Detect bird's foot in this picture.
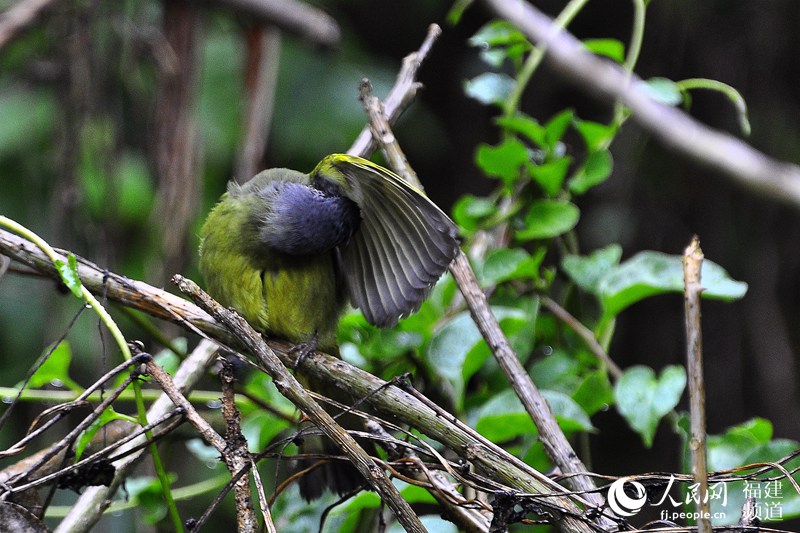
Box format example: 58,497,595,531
290,334,319,370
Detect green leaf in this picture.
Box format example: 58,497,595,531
75,406,137,460
477,49,509,68
543,389,595,432
468,21,532,67
26,341,81,392
427,307,528,408
153,341,184,376
529,350,581,392
469,20,529,49
544,109,574,149
573,119,617,151
562,244,623,295
495,113,546,147
446,0,473,26
242,410,291,450
516,200,580,240
475,139,529,184
55,253,83,298
478,248,544,285
475,389,536,442
615,365,686,447
583,38,626,63
707,418,774,471
134,475,176,524
464,72,515,107
569,149,613,195
452,194,497,233
528,156,572,196
702,419,800,524
427,311,484,404
572,371,615,416
597,251,749,321
639,77,684,106
476,388,593,442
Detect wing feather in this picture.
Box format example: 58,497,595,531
317,155,460,327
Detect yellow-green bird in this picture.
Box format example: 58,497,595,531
198,154,460,498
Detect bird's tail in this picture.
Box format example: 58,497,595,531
296,432,367,501
295,374,373,500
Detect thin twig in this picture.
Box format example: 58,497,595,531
0,349,147,460
485,0,800,209
365,420,492,533
683,237,710,533
357,79,422,190
208,0,340,47
55,339,220,533
2,374,135,496
141,353,226,453
250,457,277,533
540,296,623,380
0,305,85,433
5,411,181,497
348,23,441,159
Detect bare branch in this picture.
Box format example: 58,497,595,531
219,359,258,533
683,237,710,533
358,79,422,190
0,0,63,51
203,0,340,48
348,23,441,159
540,296,622,380
236,26,281,182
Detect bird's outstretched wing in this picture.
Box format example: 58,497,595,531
312,154,460,327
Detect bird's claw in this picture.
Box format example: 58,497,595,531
290,334,319,370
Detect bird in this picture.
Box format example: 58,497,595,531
198,153,460,499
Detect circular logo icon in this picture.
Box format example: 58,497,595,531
607,477,647,517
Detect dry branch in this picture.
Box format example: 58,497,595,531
219,359,258,533
236,26,281,182
683,237,711,533
347,23,441,159
202,0,340,47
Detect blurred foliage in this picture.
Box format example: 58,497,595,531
1,0,800,531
